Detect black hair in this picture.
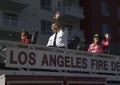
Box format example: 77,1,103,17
21,30,30,38
92,33,102,45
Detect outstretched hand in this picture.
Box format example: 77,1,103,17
105,33,110,39
54,11,60,20
53,11,64,30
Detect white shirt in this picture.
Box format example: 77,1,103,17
47,28,68,48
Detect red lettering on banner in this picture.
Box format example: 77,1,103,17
76,57,81,68
18,51,27,65
29,52,36,65
76,58,87,69
98,60,103,70
10,50,17,64
41,54,48,66
71,57,76,68
91,59,108,70
65,56,70,67
57,55,64,67
8,49,120,73
104,60,108,70
50,54,56,66
10,50,36,65
41,54,88,69
91,59,95,69
117,62,120,71
111,62,120,71
82,58,87,69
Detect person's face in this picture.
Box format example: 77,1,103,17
51,23,59,33
105,33,109,38
21,32,26,39
94,36,99,44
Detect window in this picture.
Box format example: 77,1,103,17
40,0,51,11
3,12,18,28
118,7,120,19
101,2,109,16
57,1,71,11
102,24,111,35
41,20,51,35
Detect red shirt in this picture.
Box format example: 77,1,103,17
21,38,31,44
88,43,104,53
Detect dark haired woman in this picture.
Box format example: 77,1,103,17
88,34,104,53
21,30,31,44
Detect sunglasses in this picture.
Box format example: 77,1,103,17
94,36,99,38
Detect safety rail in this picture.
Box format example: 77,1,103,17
0,40,120,81
0,40,119,58
0,40,119,62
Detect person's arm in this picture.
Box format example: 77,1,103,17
47,36,52,47
88,45,91,52
54,11,60,20
47,38,50,46
101,38,110,46
54,11,65,31
102,34,110,46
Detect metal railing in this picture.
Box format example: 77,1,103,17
0,40,119,60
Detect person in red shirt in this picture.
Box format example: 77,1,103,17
88,34,104,53
21,30,31,44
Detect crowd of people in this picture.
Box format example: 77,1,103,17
20,11,110,54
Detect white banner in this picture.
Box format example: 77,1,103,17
6,47,120,74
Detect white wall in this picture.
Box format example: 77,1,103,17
0,75,5,85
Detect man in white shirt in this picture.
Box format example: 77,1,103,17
47,23,68,48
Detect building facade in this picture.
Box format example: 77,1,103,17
80,0,120,54
0,0,84,46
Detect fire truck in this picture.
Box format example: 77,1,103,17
0,40,120,85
